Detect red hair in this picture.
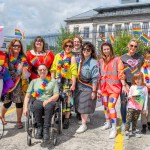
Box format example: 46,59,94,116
132,72,145,86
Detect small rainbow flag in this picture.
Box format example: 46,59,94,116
30,57,38,65
132,28,142,35
101,37,107,42
131,68,139,75
15,29,22,36
107,36,115,44
140,33,150,43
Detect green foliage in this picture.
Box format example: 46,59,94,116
113,30,149,56
27,41,34,51
55,26,76,54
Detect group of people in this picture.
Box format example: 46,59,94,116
0,35,150,142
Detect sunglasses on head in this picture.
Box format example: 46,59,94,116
130,44,137,48
12,45,21,48
83,48,91,52
65,44,73,48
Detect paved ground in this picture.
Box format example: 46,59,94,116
0,101,150,150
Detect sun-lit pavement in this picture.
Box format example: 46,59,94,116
0,101,150,150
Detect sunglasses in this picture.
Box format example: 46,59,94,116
83,48,91,52
65,44,73,48
12,45,21,48
130,44,138,48
36,39,43,42
38,69,47,72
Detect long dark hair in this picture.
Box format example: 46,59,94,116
33,36,46,52
81,41,97,60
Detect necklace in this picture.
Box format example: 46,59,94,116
31,76,51,98
143,63,150,83
57,51,72,78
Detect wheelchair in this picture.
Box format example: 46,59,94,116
25,97,63,146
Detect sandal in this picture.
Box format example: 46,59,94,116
17,122,23,129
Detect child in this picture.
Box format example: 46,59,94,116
141,51,150,134
125,72,148,140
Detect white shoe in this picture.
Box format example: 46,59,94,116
124,131,130,140
120,123,125,132
133,131,141,138
101,122,111,131
76,124,87,134
109,127,117,139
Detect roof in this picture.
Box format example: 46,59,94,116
65,9,98,21
65,2,150,22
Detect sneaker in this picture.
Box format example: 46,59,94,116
109,126,117,139
124,131,130,140
133,131,141,138
101,122,111,131
120,123,125,132
76,124,87,134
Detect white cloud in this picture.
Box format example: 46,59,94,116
0,0,149,36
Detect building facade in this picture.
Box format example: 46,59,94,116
65,2,150,50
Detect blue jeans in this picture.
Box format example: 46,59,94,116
120,82,131,124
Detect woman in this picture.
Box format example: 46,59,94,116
23,64,59,143
98,42,127,139
72,36,82,120
26,36,54,79
51,39,77,129
1,39,30,128
120,39,144,132
75,41,99,134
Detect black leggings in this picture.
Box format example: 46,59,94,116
3,101,23,109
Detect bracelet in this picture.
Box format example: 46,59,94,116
122,84,126,86
92,91,97,93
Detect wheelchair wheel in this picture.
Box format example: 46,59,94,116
51,128,57,146
0,118,4,140
57,101,63,134
27,134,32,146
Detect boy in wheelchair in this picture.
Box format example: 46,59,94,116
23,64,59,143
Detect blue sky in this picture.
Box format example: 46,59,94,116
0,0,148,36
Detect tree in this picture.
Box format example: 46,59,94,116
55,26,76,54
113,30,149,56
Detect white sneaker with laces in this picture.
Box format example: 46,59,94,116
109,126,117,139
101,121,111,131
76,124,87,134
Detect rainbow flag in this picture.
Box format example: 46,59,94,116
132,28,142,35
107,36,115,44
30,57,38,65
140,33,150,43
101,37,107,42
123,66,131,73
15,29,22,36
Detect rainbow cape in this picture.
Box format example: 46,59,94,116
140,33,150,43
132,28,142,35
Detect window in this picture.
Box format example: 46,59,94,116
99,26,105,37
74,27,79,34
83,27,89,38
1,43,6,48
115,25,122,31
142,22,149,35
124,23,129,30
132,24,140,28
